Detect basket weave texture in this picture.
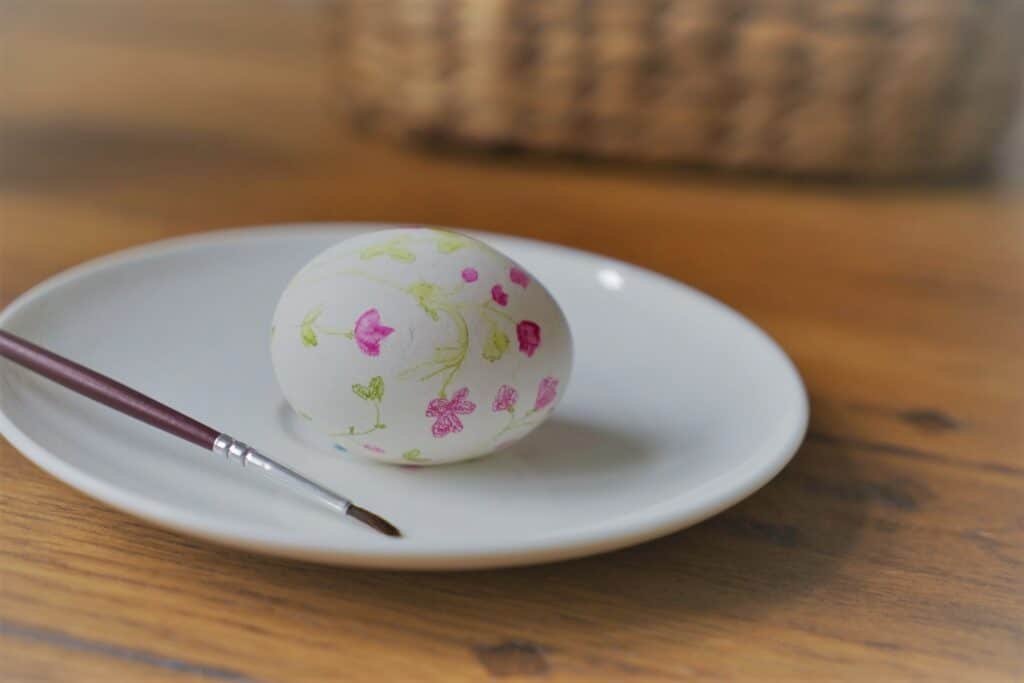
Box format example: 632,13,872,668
330,0,1024,177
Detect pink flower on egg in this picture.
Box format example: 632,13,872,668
461,267,479,283
492,384,518,413
516,320,541,357
353,308,394,357
534,376,559,410
425,387,477,438
491,285,509,307
510,266,530,288
363,443,385,454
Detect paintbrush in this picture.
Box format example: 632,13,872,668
0,330,400,537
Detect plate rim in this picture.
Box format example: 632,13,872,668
0,224,809,569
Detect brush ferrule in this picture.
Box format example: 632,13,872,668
212,433,253,467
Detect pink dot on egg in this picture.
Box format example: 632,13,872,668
510,266,530,288
461,268,479,283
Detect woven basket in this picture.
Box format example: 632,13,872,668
328,0,1024,178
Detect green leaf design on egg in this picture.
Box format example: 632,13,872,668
353,376,385,402
402,449,428,463
368,375,384,401
482,326,510,362
406,281,444,321
360,237,415,263
300,306,322,347
435,231,468,254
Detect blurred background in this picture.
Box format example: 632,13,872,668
3,0,1023,305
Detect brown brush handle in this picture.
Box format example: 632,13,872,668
0,330,220,450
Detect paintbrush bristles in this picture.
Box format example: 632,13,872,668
347,504,402,537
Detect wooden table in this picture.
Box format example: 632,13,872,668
2,2,1022,680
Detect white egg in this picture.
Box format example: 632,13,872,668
271,228,573,465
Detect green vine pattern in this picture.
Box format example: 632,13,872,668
398,281,471,398
298,305,354,347
494,408,541,441
331,375,386,437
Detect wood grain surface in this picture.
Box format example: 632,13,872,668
1,2,1022,681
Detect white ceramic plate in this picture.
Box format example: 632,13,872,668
0,225,807,569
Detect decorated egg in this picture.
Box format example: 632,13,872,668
271,228,573,465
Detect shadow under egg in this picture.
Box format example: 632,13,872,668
474,416,657,479
277,400,655,482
